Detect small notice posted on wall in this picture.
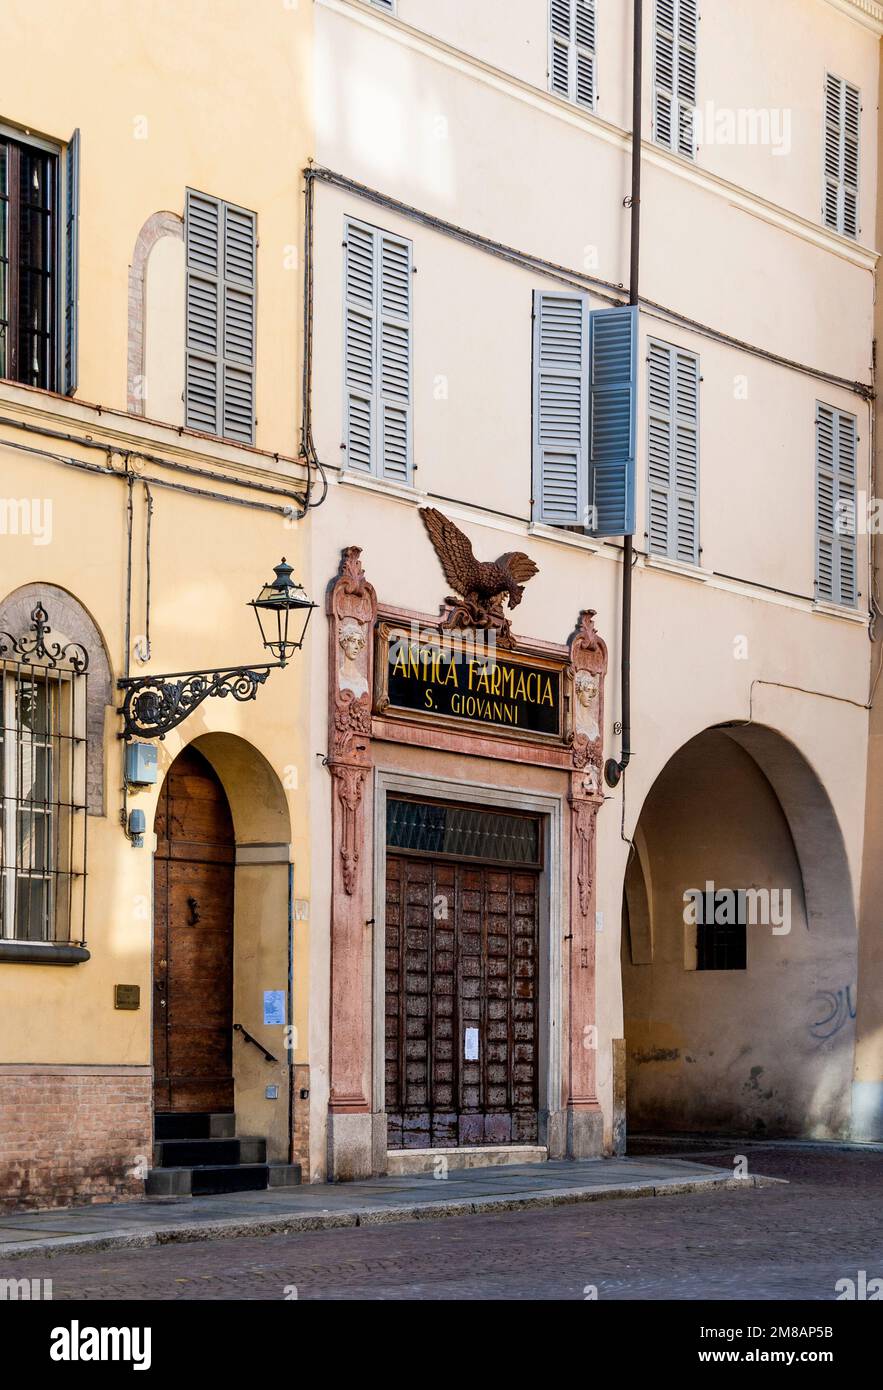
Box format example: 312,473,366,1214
263,990,286,1026
464,1027,479,1061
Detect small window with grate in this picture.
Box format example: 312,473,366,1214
0,604,88,947
386,798,542,868
696,889,747,971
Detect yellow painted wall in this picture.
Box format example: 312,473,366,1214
0,0,317,1124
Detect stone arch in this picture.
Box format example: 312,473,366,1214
152,732,299,1164
620,722,856,1141
127,210,184,415
0,582,113,815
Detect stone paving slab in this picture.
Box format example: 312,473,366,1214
0,1156,780,1261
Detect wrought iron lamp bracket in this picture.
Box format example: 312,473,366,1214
117,660,284,740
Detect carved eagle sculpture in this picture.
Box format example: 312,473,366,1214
420,507,539,641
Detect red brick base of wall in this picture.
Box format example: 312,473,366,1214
0,1065,152,1212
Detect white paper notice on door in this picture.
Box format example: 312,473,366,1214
464,1027,479,1061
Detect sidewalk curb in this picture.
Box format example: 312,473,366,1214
0,1171,783,1263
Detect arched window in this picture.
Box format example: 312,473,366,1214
0,587,111,962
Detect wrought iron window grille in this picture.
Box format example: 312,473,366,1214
0,604,89,948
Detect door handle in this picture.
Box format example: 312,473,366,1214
186,896,200,925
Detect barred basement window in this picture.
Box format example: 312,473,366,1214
696,889,747,971
0,604,88,947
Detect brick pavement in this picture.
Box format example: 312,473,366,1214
0,1144,880,1299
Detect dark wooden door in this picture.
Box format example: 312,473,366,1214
385,855,540,1149
153,747,235,1113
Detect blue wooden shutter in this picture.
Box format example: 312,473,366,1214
824,75,860,239
63,129,80,396
549,0,596,110
186,191,256,443
379,231,412,481
647,338,699,561
532,290,589,526
816,403,857,606
589,306,637,536
654,0,697,159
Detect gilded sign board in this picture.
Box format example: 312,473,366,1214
375,624,564,740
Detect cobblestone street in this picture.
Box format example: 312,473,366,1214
4,1145,882,1301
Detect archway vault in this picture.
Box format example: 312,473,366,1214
621,722,857,1142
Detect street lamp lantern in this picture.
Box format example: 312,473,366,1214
117,557,316,742
249,558,316,667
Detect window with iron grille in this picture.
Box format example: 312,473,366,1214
0,133,58,390
0,604,88,947
696,890,747,971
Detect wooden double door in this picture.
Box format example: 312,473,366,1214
385,854,540,1149
153,747,235,1113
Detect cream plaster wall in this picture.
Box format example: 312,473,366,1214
308,0,876,1154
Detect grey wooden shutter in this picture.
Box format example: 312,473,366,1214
549,0,596,110
344,220,376,473
63,129,80,396
647,338,699,562
379,231,412,481
654,0,697,159
532,290,589,526
824,75,860,239
816,403,857,606
185,190,256,443
589,305,638,536
344,219,412,480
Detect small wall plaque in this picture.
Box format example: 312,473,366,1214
263,990,286,1026
464,1027,479,1061
114,984,141,1010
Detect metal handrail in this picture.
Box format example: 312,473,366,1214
233,1023,278,1064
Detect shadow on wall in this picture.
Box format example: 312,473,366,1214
621,725,856,1140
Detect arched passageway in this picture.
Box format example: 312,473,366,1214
621,725,856,1140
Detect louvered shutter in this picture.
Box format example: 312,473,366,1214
379,231,412,481
63,129,80,396
344,219,412,481
185,190,256,444
589,306,637,536
549,0,596,110
344,220,376,473
532,291,589,526
647,339,699,562
824,75,860,239
654,0,697,159
816,403,857,606
370,0,395,9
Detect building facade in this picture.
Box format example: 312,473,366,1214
1,0,883,1211
0,0,316,1207
305,0,882,1179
